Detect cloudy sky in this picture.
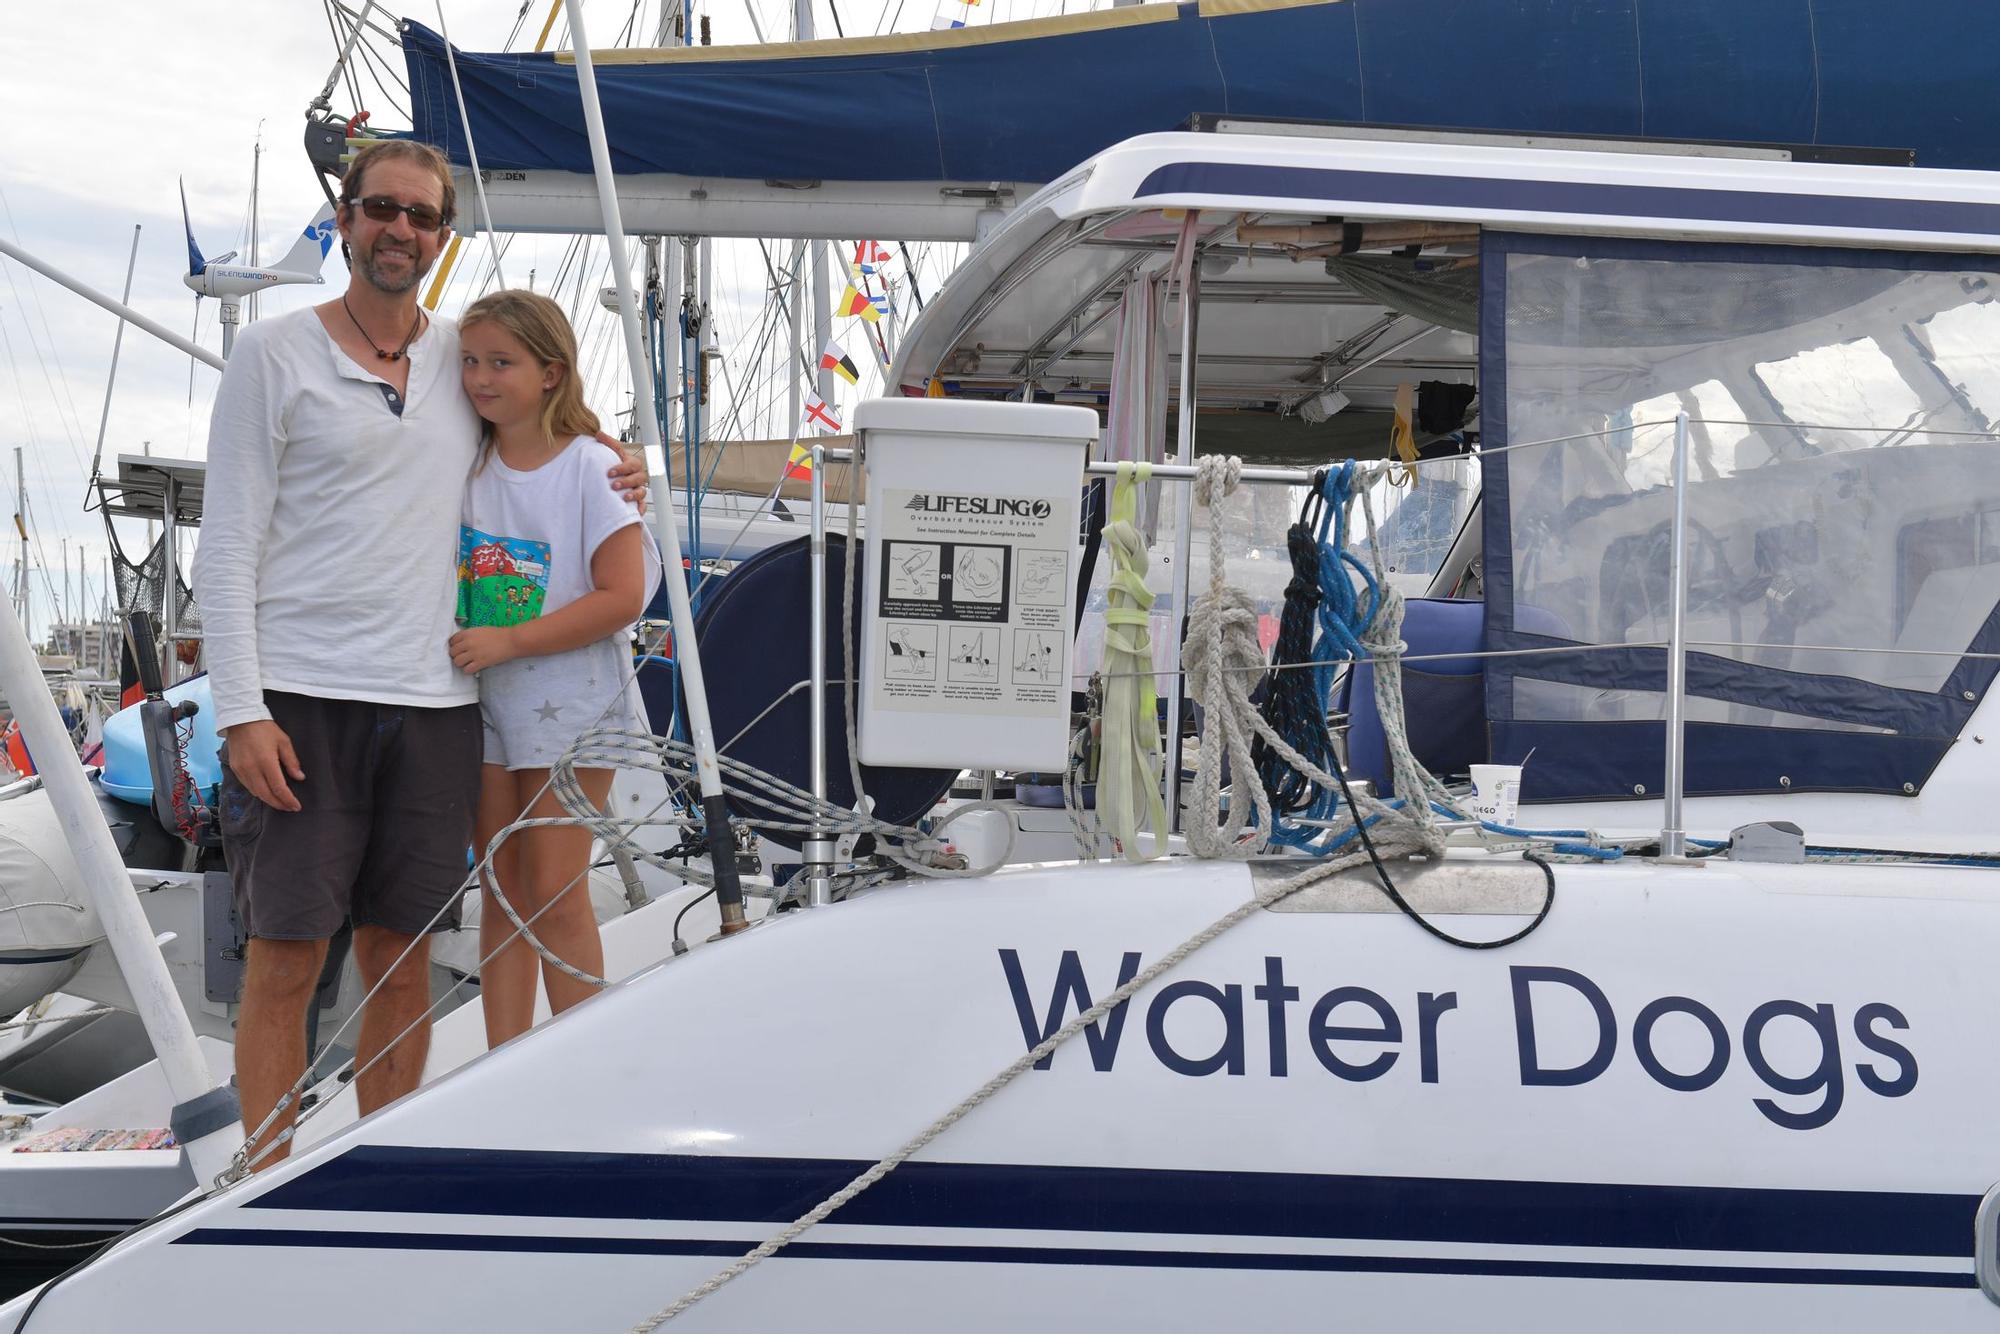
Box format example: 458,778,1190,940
0,0,901,643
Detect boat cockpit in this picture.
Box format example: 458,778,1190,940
888,121,2000,850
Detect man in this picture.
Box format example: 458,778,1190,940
194,141,646,1166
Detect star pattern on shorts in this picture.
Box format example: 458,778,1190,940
534,700,563,723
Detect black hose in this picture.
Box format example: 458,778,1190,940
1328,751,1555,950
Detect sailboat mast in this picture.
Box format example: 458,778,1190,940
664,241,682,451
811,240,832,403
698,235,712,439
88,226,143,496
795,0,835,406
657,2,696,550
12,448,23,626
562,0,748,931
654,0,684,459
788,240,805,433
249,134,261,323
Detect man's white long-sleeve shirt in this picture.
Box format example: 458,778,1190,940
192,307,480,732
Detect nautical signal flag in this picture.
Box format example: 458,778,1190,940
820,339,861,386
838,283,883,323
854,240,892,276
784,441,815,481
803,391,843,434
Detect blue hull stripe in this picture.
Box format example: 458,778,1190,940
172,1226,1973,1289
1130,163,2000,240
0,946,90,966
247,1147,1975,1260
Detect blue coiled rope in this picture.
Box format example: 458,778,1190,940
1246,464,1634,864
1254,462,1382,851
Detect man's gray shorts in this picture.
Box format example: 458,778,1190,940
219,691,482,940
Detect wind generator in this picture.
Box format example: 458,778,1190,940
178,183,336,357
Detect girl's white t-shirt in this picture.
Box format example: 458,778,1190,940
458,436,664,768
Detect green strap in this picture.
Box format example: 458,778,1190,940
1094,462,1169,860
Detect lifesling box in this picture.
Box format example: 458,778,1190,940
855,400,1096,772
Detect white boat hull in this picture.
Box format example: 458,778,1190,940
10,854,1994,1330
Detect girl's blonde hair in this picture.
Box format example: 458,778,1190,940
459,289,600,448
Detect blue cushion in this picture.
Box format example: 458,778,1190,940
689,534,956,848
635,655,678,736
1341,598,1486,796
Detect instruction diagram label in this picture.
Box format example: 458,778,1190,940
872,486,1074,719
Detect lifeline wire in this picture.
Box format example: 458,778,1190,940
228,613,696,1177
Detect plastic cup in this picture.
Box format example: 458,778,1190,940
1468,763,1523,828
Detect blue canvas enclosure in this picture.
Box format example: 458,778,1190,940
1480,231,2000,801
401,0,2000,186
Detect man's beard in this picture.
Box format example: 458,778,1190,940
358,239,428,294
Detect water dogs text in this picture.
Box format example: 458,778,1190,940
1001,951,1918,1131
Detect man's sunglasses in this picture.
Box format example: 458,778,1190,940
347,196,450,232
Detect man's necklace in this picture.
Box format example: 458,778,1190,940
342,296,423,363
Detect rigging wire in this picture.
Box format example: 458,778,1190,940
17,491,89,641
710,246,805,442
0,194,92,474
349,32,413,121
329,0,404,44
322,0,367,115
503,0,535,48
0,326,103,641
896,242,927,312
553,235,589,311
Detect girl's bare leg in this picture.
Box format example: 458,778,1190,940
517,767,614,1017
477,765,539,1047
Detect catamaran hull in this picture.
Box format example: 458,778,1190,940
8,856,1996,1330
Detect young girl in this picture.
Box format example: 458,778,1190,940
448,290,661,1048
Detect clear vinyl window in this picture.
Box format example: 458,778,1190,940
1502,247,2000,700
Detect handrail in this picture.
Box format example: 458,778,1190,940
818,410,2000,853
1660,412,1693,859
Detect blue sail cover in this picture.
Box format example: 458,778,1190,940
402,0,2000,185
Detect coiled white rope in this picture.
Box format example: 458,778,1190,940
1182,457,1270,857
1180,455,1447,863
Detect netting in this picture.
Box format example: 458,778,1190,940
110,530,200,636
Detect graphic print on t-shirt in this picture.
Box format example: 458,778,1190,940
457,525,552,627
